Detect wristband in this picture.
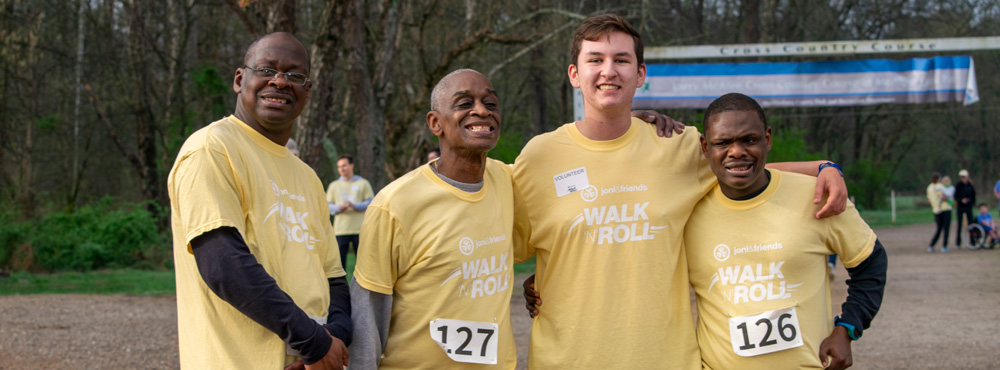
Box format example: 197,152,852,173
834,316,860,340
818,162,843,177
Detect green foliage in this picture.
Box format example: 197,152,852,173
323,137,339,167
192,66,230,119
0,269,175,295
767,127,822,163
0,198,170,272
488,130,525,164
36,114,61,130
846,158,893,210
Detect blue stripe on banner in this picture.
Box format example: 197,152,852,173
634,89,967,100
646,56,971,76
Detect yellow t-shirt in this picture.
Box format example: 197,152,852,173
353,159,517,370
685,170,876,370
168,116,345,369
326,176,375,235
512,118,715,370
926,183,942,214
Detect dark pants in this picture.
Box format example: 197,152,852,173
930,210,951,247
956,207,974,245
336,234,360,270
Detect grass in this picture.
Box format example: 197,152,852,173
857,195,933,229
0,269,175,295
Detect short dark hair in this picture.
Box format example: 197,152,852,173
337,155,353,164
703,93,767,131
931,172,941,182
429,148,440,156
979,203,989,208
243,32,311,71
571,14,644,67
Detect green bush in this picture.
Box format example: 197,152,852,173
0,198,169,272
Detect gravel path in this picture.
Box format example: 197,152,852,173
1,222,998,369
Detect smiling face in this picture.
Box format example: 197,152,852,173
701,110,772,199
569,31,646,117
233,33,311,144
337,158,354,179
426,70,500,157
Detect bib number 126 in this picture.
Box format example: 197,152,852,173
728,306,803,357
429,318,498,364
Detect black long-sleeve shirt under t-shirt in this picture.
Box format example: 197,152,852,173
191,226,352,365
839,239,888,338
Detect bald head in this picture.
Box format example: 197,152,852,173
430,69,484,112
244,32,311,72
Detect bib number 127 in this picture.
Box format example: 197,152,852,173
728,306,803,357
429,318,498,364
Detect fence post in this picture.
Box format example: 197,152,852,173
891,189,896,224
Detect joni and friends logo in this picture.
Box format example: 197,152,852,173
580,185,599,202
713,244,731,262
459,237,475,255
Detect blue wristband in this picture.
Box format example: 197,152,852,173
834,316,860,340
818,162,843,177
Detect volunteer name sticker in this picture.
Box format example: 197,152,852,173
553,167,590,198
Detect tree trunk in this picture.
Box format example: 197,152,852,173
297,0,345,169
124,0,164,210
346,0,387,189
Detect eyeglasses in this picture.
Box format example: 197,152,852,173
243,66,309,85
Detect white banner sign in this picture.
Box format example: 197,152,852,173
632,56,979,109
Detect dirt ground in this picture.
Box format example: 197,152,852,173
1,222,999,369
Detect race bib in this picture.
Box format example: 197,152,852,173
429,318,499,364
728,306,803,357
553,167,590,197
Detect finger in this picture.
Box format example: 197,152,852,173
813,179,825,205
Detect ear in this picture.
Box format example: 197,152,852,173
427,111,444,137
699,134,709,158
233,67,245,94
764,127,772,152
636,63,647,87
568,64,580,89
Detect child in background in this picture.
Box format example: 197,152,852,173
976,203,999,242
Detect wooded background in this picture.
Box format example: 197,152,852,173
3,0,999,222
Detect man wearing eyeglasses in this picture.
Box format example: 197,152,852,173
168,32,351,370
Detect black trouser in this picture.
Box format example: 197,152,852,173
336,234,360,270
930,210,951,247
956,207,974,245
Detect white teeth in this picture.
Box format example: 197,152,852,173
598,85,620,91
264,97,288,104
468,125,490,132
729,165,751,171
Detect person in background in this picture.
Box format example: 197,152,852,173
954,169,976,246
976,203,999,243
427,147,440,162
927,172,952,253
326,155,375,270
